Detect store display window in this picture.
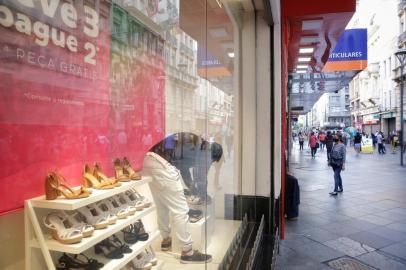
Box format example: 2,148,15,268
0,0,254,269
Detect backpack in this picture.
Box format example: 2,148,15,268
330,145,343,166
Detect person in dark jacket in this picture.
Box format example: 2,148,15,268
285,172,300,220
325,131,334,162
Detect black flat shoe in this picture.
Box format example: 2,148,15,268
329,191,338,195
337,189,343,193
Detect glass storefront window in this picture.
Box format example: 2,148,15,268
0,0,263,269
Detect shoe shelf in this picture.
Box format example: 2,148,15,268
25,175,159,270
30,206,156,254
85,230,160,270
29,176,152,210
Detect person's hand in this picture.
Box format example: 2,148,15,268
342,164,345,171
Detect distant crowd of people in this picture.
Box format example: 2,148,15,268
294,128,404,196
295,129,404,156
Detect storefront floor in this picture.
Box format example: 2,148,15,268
155,219,241,269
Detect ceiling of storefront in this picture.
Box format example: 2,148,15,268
283,0,357,114
290,71,357,112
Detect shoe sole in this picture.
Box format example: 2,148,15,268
180,258,212,264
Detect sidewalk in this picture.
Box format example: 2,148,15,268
277,142,406,270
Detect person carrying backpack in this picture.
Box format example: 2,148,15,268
329,135,346,195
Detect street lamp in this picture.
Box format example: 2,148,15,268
395,48,406,166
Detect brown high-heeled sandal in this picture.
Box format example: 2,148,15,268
83,164,115,190
123,157,142,180
93,163,121,187
52,171,92,195
114,158,130,182
45,173,90,200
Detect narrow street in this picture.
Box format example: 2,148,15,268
277,142,406,270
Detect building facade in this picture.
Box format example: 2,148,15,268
394,0,406,142
348,0,399,136
305,87,350,130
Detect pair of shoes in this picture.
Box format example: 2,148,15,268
122,220,149,244
180,249,212,264
114,157,142,181
43,212,86,244
45,171,91,200
125,248,157,270
188,209,203,223
94,236,131,259
83,164,120,189
56,253,103,269
125,188,152,209
76,191,149,229
329,191,338,196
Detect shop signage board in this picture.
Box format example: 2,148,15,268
323,28,368,72
382,112,395,119
361,138,374,153
197,45,231,77
0,1,165,214
363,114,380,125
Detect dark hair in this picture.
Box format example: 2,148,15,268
211,142,223,162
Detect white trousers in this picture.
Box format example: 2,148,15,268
143,152,192,251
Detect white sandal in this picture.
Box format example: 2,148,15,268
131,251,153,270
95,201,118,225
62,210,94,237
77,205,109,230
115,194,137,215
128,188,152,208
145,246,158,266
43,212,83,244
104,198,130,219
123,191,145,211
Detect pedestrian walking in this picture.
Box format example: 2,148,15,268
371,132,377,148
391,130,399,154
309,132,318,158
354,131,362,155
377,131,385,154
329,135,346,195
298,132,305,151
326,131,334,162
319,132,326,150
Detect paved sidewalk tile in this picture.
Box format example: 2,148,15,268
367,226,406,242
323,237,375,257
347,231,395,249
303,228,341,243
356,251,406,270
380,243,406,260
292,241,345,263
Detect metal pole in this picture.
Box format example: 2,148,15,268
401,65,404,166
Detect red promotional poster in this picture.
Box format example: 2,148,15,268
0,1,165,214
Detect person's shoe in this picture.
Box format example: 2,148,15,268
161,237,172,251
180,250,212,264
329,191,338,195
337,189,343,193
